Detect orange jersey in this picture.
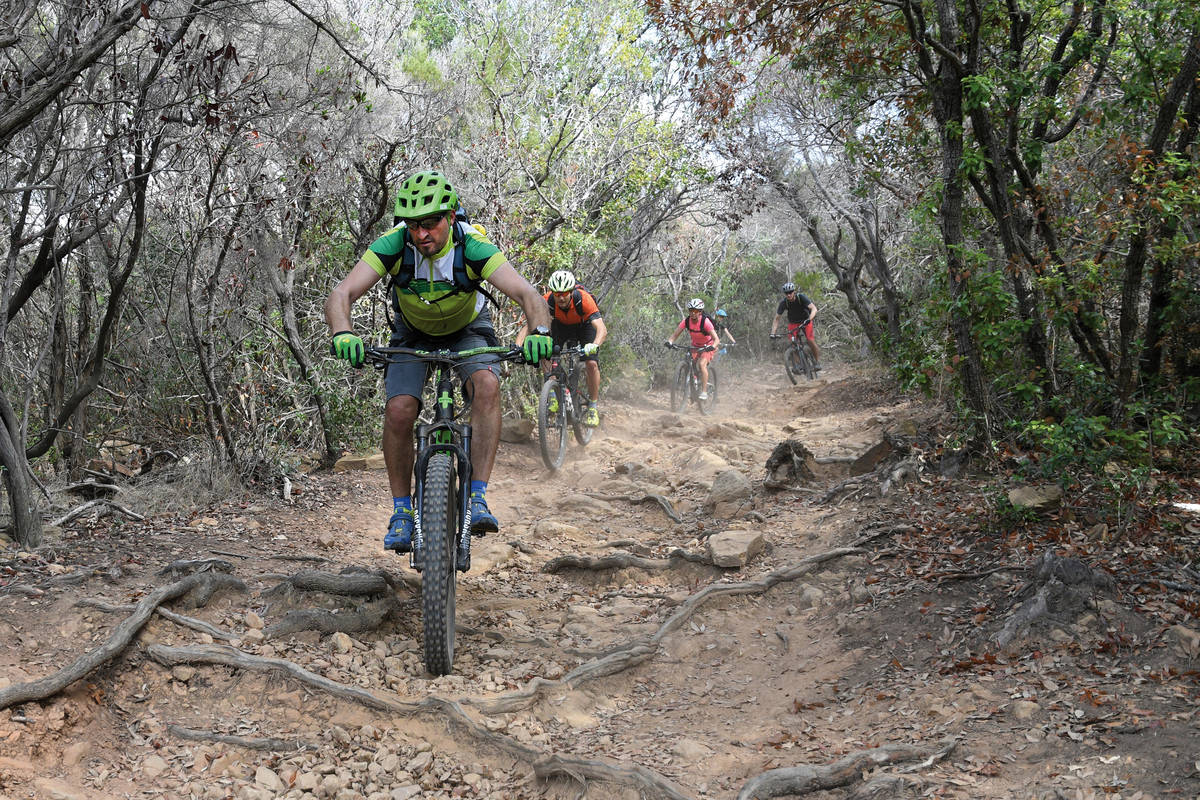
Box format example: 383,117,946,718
545,289,601,326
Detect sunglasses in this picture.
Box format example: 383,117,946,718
404,214,445,231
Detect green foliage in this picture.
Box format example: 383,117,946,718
1017,401,1188,481
400,35,445,85
410,0,457,49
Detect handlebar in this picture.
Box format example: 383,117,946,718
665,343,716,353
362,344,529,370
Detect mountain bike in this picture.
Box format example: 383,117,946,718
363,343,527,676
665,342,717,415
772,330,817,383
536,343,595,471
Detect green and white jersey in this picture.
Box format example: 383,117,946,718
361,222,506,336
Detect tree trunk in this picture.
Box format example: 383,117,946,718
0,390,41,548
932,0,992,446
1115,27,1200,413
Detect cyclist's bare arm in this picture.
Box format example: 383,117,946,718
486,262,551,332
325,259,384,333
770,312,784,335
591,317,608,347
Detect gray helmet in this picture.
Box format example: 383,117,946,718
781,282,796,293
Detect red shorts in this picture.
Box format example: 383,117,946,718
692,348,714,364
787,321,814,342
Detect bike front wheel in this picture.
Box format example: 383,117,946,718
570,380,595,446
537,377,568,471
784,346,803,385
695,368,714,416
419,452,458,676
670,362,689,412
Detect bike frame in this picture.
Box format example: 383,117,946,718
366,344,521,572
412,358,474,571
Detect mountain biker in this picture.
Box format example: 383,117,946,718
664,298,720,401
770,282,821,370
714,308,736,360
325,170,552,553
515,269,607,427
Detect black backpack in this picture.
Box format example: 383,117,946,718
387,218,500,312
685,311,716,334
545,285,598,319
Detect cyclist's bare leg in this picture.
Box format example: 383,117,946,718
466,369,502,483
585,360,600,401
698,359,710,391
383,394,420,496
808,338,821,362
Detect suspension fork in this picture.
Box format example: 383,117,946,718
412,367,473,569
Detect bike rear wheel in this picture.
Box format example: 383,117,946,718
670,362,689,412
419,452,458,676
708,366,719,407
570,379,595,446
796,343,816,380
537,377,568,470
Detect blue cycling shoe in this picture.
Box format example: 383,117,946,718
384,509,415,552
469,493,499,534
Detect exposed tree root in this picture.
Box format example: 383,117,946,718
0,573,239,711
76,598,236,640
265,597,396,638
532,752,692,800
166,723,317,752
543,548,712,574
763,440,817,490
992,550,1115,648
157,558,235,577
735,737,957,800
263,568,398,600
51,498,146,527
178,573,247,610
475,546,862,715
583,491,682,523
146,644,686,797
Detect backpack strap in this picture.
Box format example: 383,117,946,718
389,222,501,314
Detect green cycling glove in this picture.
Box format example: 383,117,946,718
330,330,364,367
522,333,553,365
582,342,599,356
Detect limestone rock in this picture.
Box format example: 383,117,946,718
707,529,765,568
334,452,386,471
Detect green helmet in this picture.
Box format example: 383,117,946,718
394,171,459,219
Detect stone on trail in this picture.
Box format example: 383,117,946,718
707,529,765,568
333,452,386,471
1007,484,1063,512
705,469,753,511
499,417,533,443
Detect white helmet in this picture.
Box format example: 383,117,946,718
547,270,576,292
687,298,705,311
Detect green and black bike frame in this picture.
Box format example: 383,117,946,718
411,359,474,573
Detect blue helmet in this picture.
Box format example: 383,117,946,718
715,308,728,317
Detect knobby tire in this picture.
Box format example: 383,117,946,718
570,375,594,446
797,342,817,380
670,361,689,413
696,365,714,416
785,346,801,385
537,377,567,470
420,453,458,676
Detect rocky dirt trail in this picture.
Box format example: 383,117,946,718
1,361,1198,800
